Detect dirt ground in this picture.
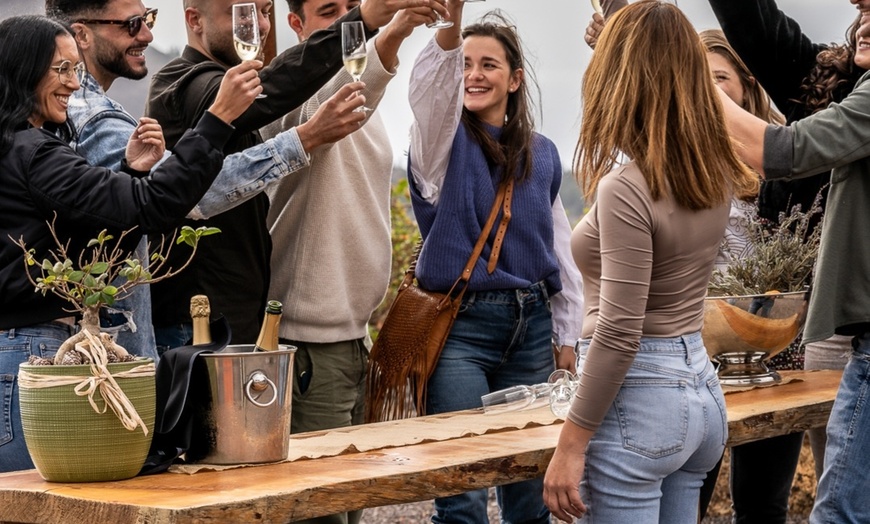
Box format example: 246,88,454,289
360,435,817,523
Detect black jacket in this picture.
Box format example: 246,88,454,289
709,0,863,224
144,7,375,343
0,112,233,330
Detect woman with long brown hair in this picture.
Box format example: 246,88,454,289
543,2,757,521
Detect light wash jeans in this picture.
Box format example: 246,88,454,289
426,281,554,524
0,322,74,472
810,333,870,524
576,332,727,523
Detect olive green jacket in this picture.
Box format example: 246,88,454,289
764,70,870,343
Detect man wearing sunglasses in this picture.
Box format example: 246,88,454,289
46,0,368,358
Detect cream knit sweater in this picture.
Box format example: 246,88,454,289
260,39,395,343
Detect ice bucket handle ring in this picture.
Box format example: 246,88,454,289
245,371,277,407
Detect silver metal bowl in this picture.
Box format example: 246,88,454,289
701,291,808,386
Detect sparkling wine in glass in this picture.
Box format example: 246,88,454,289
232,2,265,98
341,21,370,112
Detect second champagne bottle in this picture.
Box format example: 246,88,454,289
254,300,283,352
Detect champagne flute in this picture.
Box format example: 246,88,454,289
341,21,370,112
232,2,266,98
481,383,553,414
547,369,578,419
591,0,603,15
426,8,453,29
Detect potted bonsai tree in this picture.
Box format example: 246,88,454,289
11,220,218,482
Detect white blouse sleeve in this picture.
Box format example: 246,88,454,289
550,194,585,346
408,37,464,204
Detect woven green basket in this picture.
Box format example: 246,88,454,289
18,359,156,482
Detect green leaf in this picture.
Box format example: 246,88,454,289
90,261,109,274
84,274,97,288
100,292,115,306
68,271,84,283
103,285,118,296
41,259,53,271
84,293,101,307
87,238,100,247
198,227,221,237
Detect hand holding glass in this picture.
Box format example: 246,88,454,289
232,3,266,98
591,0,603,15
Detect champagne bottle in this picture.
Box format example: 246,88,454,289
190,294,212,345
254,300,283,352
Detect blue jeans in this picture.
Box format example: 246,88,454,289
426,281,554,524
810,333,870,524
0,322,74,472
576,332,727,523
154,323,194,356
100,289,158,361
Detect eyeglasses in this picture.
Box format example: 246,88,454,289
49,60,87,86
75,7,158,37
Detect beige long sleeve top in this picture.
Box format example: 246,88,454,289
567,163,729,431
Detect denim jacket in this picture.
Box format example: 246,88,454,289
65,73,310,356
69,73,310,220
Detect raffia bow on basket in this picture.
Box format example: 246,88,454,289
365,178,515,423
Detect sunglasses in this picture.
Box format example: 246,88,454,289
49,60,87,86
76,7,158,37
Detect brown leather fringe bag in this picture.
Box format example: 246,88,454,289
365,179,515,423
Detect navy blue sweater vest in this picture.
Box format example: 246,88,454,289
409,123,563,295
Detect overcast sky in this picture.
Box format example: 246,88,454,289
1,0,860,168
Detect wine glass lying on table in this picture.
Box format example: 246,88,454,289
481,370,578,417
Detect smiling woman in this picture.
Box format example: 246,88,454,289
404,2,585,522
29,35,82,128
0,13,259,474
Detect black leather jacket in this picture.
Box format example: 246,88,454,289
0,112,232,330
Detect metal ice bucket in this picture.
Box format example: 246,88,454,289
187,344,296,464
702,291,808,386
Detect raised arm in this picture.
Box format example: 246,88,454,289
708,0,824,113
408,0,465,203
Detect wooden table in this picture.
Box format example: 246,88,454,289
0,370,841,524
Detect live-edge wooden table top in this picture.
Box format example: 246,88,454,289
0,369,842,524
